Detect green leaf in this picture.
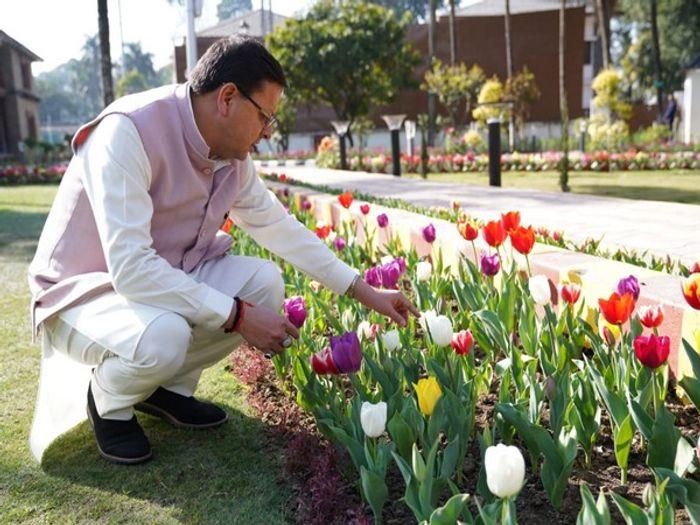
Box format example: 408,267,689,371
625,392,653,442
587,361,629,429
647,405,680,470
428,493,471,525
387,410,416,461
654,468,700,525
608,491,648,525
613,415,634,473
577,483,610,525
678,340,700,411
360,466,388,523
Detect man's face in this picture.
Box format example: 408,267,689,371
214,80,283,160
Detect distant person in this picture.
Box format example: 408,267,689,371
28,36,419,465
664,94,677,132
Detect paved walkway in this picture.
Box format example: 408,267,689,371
272,165,700,266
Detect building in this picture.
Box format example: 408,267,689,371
0,30,42,157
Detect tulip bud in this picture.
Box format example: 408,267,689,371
414,376,442,416
341,309,355,329
381,329,401,351
416,261,432,282
283,296,307,329
690,262,700,274
419,310,453,347
642,483,655,507
357,321,373,341
484,444,526,498
422,224,436,244
360,203,371,215
529,275,552,305
544,375,557,401
638,304,664,329
451,330,474,356
360,401,387,438
377,213,389,228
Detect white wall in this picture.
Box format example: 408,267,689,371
683,70,700,143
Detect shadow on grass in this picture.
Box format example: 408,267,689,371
0,210,49,259
37,400,291,523
573,184,700,205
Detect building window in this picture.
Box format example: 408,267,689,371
21,62,32,91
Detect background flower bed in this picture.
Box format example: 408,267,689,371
223,192,700,523
0,163,68,185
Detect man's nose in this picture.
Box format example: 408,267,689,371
261,127,272,140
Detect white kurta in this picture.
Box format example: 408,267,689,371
29,103,358,462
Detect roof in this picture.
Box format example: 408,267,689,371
453,0,585,17
197,9,287,37
0,30,42,61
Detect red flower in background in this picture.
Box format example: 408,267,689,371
633,334,670,369
315,224,332,239
501,211,521,232
338,191,353,209
509,226,536,255
561,283,581,305
457,218,479,241
638,305,664,329
599,292,636,325
451,330,474,356
682,274,700,310
482,220,507,248
360,204,370,215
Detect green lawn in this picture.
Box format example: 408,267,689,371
405,169,700,205
0,185,291,524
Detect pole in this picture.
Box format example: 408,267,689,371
390,129,401,176
339,134,347,170
488,118,501,187
186,0,198,76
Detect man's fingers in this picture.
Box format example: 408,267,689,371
283,319,300,339
388,307,407,327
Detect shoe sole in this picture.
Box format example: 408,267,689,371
134,402,229,429
86,407,153,465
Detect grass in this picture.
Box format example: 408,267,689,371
404,169,700,205
0,185,291,524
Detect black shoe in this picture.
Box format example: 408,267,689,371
86,383,152,465
135,387,228,429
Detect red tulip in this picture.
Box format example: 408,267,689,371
220,216,234,234
315,224,332,239
360,204,370,215
310,347,339,374
457,218,479,241
690,262,700,274
278,173,288,182
338,191,353,209
598,292,636,325
509,226,535,255
561,283,581,305
451,330,474,356
633,334,670,369
482,220,507,248
638,305,664,329
501,211,521,232
682,274,700,310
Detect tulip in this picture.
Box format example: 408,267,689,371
457,218,479,241
482,220,507,248
333,236,346,251
451,200,461,211
617,275,641,301
329,331,363,373
379,260,402,289
529,275,551,305
360,203,370,215
690,262,700,274
451,329,474,356
377,213,389,228
633,334,670,369
381,329,401,351
416,261,432,282
338,191,353,209
480,252,500,276
414,377,442,416
315,224,332,239
682,274,700,310
501,211,521,232
301,199,312,211
364,266,383,288
484,444,526,498
561,283,581,305
284,296,307,329
599,292,636,325
638,305,664,329
422,224,436,244
394,257,407,274
419,310,454,347
599,319,621,346
360,401,387,438
357,320,373,341
310,280,322,293
310,347,339,375
552,231,563,242
509,225,535,255
278,173,287,182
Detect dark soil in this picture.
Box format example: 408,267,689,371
229,345,696,524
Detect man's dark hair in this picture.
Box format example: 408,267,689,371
189,35,287,95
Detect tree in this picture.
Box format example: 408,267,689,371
371,0,446,22
216,0,252,21
504,66,541,141
504,0,513,79
116,69,149,97
649,0,663,121
472,76,508,126
423,59,485,127
122,43,157,86
559,0,570,192
448,0,457,64
270,95,297,152
266,1,419,130
595,0,611,68
427,0,438,145
97,0,114,106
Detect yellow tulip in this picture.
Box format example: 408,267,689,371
414,377,442,416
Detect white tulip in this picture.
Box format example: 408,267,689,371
416,261,433,282
357,320,373,341
360,401,387,438
419,310,454,347
529,274,551,305
381,329,401,351
484,443,526,498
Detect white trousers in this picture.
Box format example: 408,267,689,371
29,254,285,461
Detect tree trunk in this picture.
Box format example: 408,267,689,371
97,0,114,106
428,0,438,146
559,0,570,192
449,0,457,65
504,0,513,79
595,0,610,69
649,0,664,122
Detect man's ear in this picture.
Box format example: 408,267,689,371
217,83,237,115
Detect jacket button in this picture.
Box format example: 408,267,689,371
202,167,212,175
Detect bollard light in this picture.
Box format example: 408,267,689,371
579,119,587,152
330,120,351,171
382,114,407,176
487,117,501,187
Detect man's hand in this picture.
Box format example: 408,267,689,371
235,302,299,355
351,278,420,327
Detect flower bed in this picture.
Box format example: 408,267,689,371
224,191,700,523
0,163,68,185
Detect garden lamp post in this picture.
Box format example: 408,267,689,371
330,120,351,171
404,119,416,158
382,114,407,176
487,117,501,187
579,119,587,152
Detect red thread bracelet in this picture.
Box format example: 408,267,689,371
233,300,252,332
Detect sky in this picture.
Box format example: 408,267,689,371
1,0,317,76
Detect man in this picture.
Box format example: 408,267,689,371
664,94,677,133
28,36,418,464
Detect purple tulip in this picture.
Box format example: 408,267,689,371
379,260,402,289
284,296,307,328
377,213,389,228
480,252,500,276
617,275,640,300
330,331,363,373
334,236,347,251
364,266,383,287
302,200,312,211
422,224,436,243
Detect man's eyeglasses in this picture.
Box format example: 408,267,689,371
238,88,278,132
